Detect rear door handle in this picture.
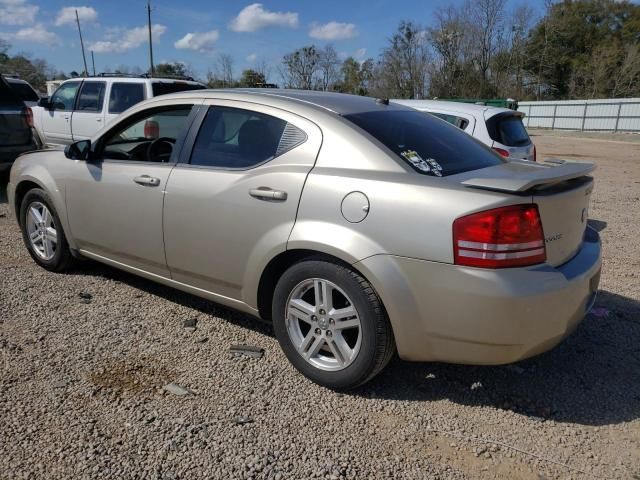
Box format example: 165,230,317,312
134,175,161,187
249,187,288,201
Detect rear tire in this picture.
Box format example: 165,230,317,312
272,259,395,390
19,188,74,272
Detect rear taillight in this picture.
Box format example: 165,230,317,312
24,107,34,128
533,144,537,162
453,205,546,268
492,147,509,158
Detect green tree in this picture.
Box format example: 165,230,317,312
239,69,266,87
525,0,640,99
153,62,191,78
339,57,374,95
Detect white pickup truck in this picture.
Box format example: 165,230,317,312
32,75,206,147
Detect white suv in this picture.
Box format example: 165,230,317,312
392,99,536,161
33,75,205,147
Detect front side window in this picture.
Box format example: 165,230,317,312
51,81,81,111
76,82,106,112
101,106,192,162
190,106,304,169
344,109,503,177
108,83,145,114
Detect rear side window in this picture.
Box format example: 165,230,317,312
76,82,106,112
190,106,304,169
429,112,469,130
344,109,503,177
8,81,39,102
152,82,205,97
487,114,530,147
109,83,145,114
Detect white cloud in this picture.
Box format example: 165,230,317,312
174,30,219,53
246,52,257,62
354,47,367,60
89,24,167,53
229,3,298,32
0,23,60,44
55,6,98,27
0,0,39,26
309,21,356,41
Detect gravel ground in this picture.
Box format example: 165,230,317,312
1,133,639,480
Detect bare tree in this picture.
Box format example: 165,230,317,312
466,0,506,95
373,21,430,99
282,46,320,89
428,6,465,97
254,59,271,84
317,45,340,91
216,53,234,87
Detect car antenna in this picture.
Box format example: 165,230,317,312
376,98,389,106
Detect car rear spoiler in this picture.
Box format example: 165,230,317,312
460,159,595,193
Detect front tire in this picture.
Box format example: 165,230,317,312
272,259,395,390
19,188,74,272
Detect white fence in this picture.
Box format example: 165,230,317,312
518,98,640,132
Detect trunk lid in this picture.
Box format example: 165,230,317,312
453,159,594,267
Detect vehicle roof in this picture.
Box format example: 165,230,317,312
64,76,204,85
4,77,30,84
391,99,515,117
157,88,413,116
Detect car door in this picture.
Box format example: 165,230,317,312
65,102,198,276
163,101,322,304
71,81,106,141
40,81,81,146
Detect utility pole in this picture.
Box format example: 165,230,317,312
91,51,96,76
146,1,155,77
75,9,89,77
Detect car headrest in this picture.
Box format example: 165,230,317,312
238,119,276,159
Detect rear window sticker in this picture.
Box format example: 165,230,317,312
401,150,431,173
425,158,443,177
401,150,443,176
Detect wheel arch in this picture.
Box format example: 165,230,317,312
256,248,374,323
13,179,43,219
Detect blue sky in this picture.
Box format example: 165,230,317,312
1,0,550,81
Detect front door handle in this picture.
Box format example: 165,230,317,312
249,187,288,201
134,175,161,187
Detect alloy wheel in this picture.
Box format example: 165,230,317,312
285,278,362,371
26,202,57,261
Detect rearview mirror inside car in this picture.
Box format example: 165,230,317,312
64,140,91,161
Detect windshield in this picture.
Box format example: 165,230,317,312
8,81,39,102
151,82,205,97
344,109,504,177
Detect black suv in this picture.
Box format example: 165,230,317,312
1,75,40,172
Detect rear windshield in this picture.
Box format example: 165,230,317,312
8,81,39,102
0,78,23,106
344,109,504,177
151,82,206,97
487,114,530,147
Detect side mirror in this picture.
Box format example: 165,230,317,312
64,140,91,160
37,97,52,109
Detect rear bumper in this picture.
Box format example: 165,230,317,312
356,227,601,364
